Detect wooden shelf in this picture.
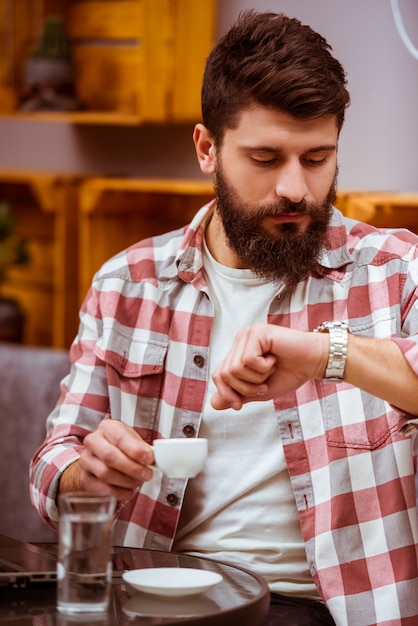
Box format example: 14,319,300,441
343,192,418,233
0,110,145,126
0,0,217,125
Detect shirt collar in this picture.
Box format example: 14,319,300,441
318,208,354,271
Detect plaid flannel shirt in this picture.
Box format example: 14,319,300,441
30,204,418,626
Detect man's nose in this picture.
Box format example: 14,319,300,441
274,161,308,204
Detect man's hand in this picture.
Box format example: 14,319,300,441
62,420,155,502
211,323,328,410
211,322,418,417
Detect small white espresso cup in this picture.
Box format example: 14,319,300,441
152,438,208,478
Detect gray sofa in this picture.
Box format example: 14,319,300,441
0,342,70,542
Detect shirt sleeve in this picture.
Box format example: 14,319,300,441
29,283,110,527
389,336,418,434
391,257,418,431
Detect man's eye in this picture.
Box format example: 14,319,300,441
304,158,327,167
250,157,277,167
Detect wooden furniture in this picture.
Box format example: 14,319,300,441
0,0,217,125
0,298,24,343
78,177,214,300
0,0,217,345
342,193,418,234
0,170,79,348
334,189,383,215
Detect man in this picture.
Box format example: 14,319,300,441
30,10,418,625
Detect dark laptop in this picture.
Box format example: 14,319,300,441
0,534,57,588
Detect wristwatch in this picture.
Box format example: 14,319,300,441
314,321,350,381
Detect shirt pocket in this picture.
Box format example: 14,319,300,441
95,327,169,429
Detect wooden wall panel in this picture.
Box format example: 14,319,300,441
0,171,79,348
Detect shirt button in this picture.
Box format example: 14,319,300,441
193,354,205,368
183,425,195,437
166,493,178,506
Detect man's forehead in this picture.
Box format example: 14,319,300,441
220,106,337,150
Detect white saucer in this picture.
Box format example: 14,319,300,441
122,567,223,597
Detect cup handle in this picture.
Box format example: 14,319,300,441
144,446,160,472
144,463,160,472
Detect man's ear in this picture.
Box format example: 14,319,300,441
193,124,216,175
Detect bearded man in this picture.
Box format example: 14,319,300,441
31,10,418,626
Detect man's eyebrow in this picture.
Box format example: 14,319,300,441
239,143,337,153
307,144,337,153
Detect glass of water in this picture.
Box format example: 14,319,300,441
57,493,116,614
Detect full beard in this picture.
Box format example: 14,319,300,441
214,164,337,283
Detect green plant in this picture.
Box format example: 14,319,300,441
0,200,30,285
32,16,71,61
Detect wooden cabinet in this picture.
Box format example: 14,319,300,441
336,190,418,233
78,177,214,300
334,189,378,215
0,170,79,348
0,0,217,124
342,193,418,234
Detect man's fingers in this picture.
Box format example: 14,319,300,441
79,468,140,502
210,390,243,411
80,421,155,496
97,420,153,466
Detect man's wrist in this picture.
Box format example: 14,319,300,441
314,321,350,381
57,460,81,496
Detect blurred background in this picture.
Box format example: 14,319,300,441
1,0,417,187
0,0,417,349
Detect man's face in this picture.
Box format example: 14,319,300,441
204,107,339,282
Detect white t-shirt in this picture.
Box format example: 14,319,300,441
173,240,319,599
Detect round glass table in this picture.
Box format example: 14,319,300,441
1,546,270,626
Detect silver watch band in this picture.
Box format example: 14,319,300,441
314,321,349,380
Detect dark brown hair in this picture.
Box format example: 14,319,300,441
201,10,350,145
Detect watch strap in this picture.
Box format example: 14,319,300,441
314,321,349,380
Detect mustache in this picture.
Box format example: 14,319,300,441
252,198,309,219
